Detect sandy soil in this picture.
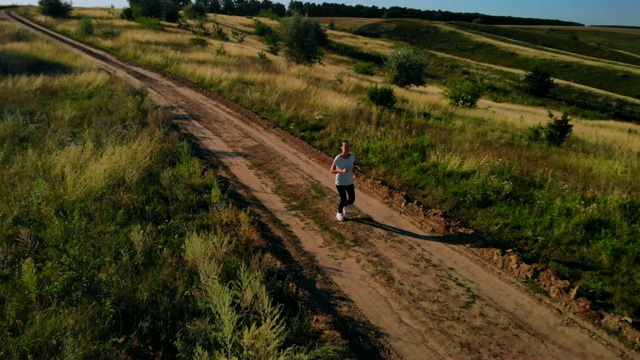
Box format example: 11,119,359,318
6,10,639,360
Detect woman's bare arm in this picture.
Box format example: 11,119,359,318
330,163,346,174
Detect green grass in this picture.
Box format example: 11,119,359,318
0,20,339,359
511,26,640,56
452,22,640,66
21,6,640,322
355,19,640,101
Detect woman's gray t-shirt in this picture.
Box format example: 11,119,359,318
333,153,355,186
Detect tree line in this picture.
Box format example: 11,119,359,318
38,0,585,26
287,1,584,26
127,0,585,26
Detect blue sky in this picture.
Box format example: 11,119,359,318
2,0,639,26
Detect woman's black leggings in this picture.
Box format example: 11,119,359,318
336,184,355,214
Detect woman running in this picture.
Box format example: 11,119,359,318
330,140,355,221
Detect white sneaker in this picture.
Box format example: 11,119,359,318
336,212,344,221
343,206,348,217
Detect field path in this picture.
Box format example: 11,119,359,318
5,9,638,360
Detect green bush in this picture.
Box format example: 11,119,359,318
267,40,280,55
367,84,397,108
38,0,72,18
231,30,245,43
527,112,573,146
526,123,545,142
127,0,181,23
443,79,485,108
545,112,573,146
212,24,229,41
137,16,163,31
253,19,276,37
258,9,279,20
353,61,376,76
280,13,328,66
120,6,135,20
76,17,94,37
99,27,120,39
12,28,33,42
182,2,207,20
385,48,428,87
523,64,555,97
254,20,280,54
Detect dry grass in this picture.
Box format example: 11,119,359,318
19,6,640,156
10,6,640,316
314,17,383,30
52,130,161,200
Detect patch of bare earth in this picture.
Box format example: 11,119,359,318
6,9,639,359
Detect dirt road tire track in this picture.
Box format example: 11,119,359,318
5,9,638,359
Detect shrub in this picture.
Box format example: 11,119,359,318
353,61,376,76
120,7,135,20
38,0,72,18
253,19,275,37
280,13,328,66
189,37,208,47
138,16,163,31
545,112,573,146
212,24,229,41
76,18,94,37
192,17,210,36
258,9,279,20
231,30,245,43
12,28,32,42
125,0,182,22
267,40,280,55
254,20,280,53
215,43,226,55
99,27,119,39
367,85,397,109
385,48,428,88
526,123,545,142
443,79,485,108
182,2,207,20
523,64,555,97
328,19,336,30
527,112,573,146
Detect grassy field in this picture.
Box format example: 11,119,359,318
319,18,640,123
19,6,640,320
0,18,339,358
352,19,640,101
451,21,640,66
506,25,640,56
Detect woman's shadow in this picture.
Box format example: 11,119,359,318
347,216,477,246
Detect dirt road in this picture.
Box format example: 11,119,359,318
5,10,638,360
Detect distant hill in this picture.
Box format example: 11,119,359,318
288,1,584,26
590,25,640,29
